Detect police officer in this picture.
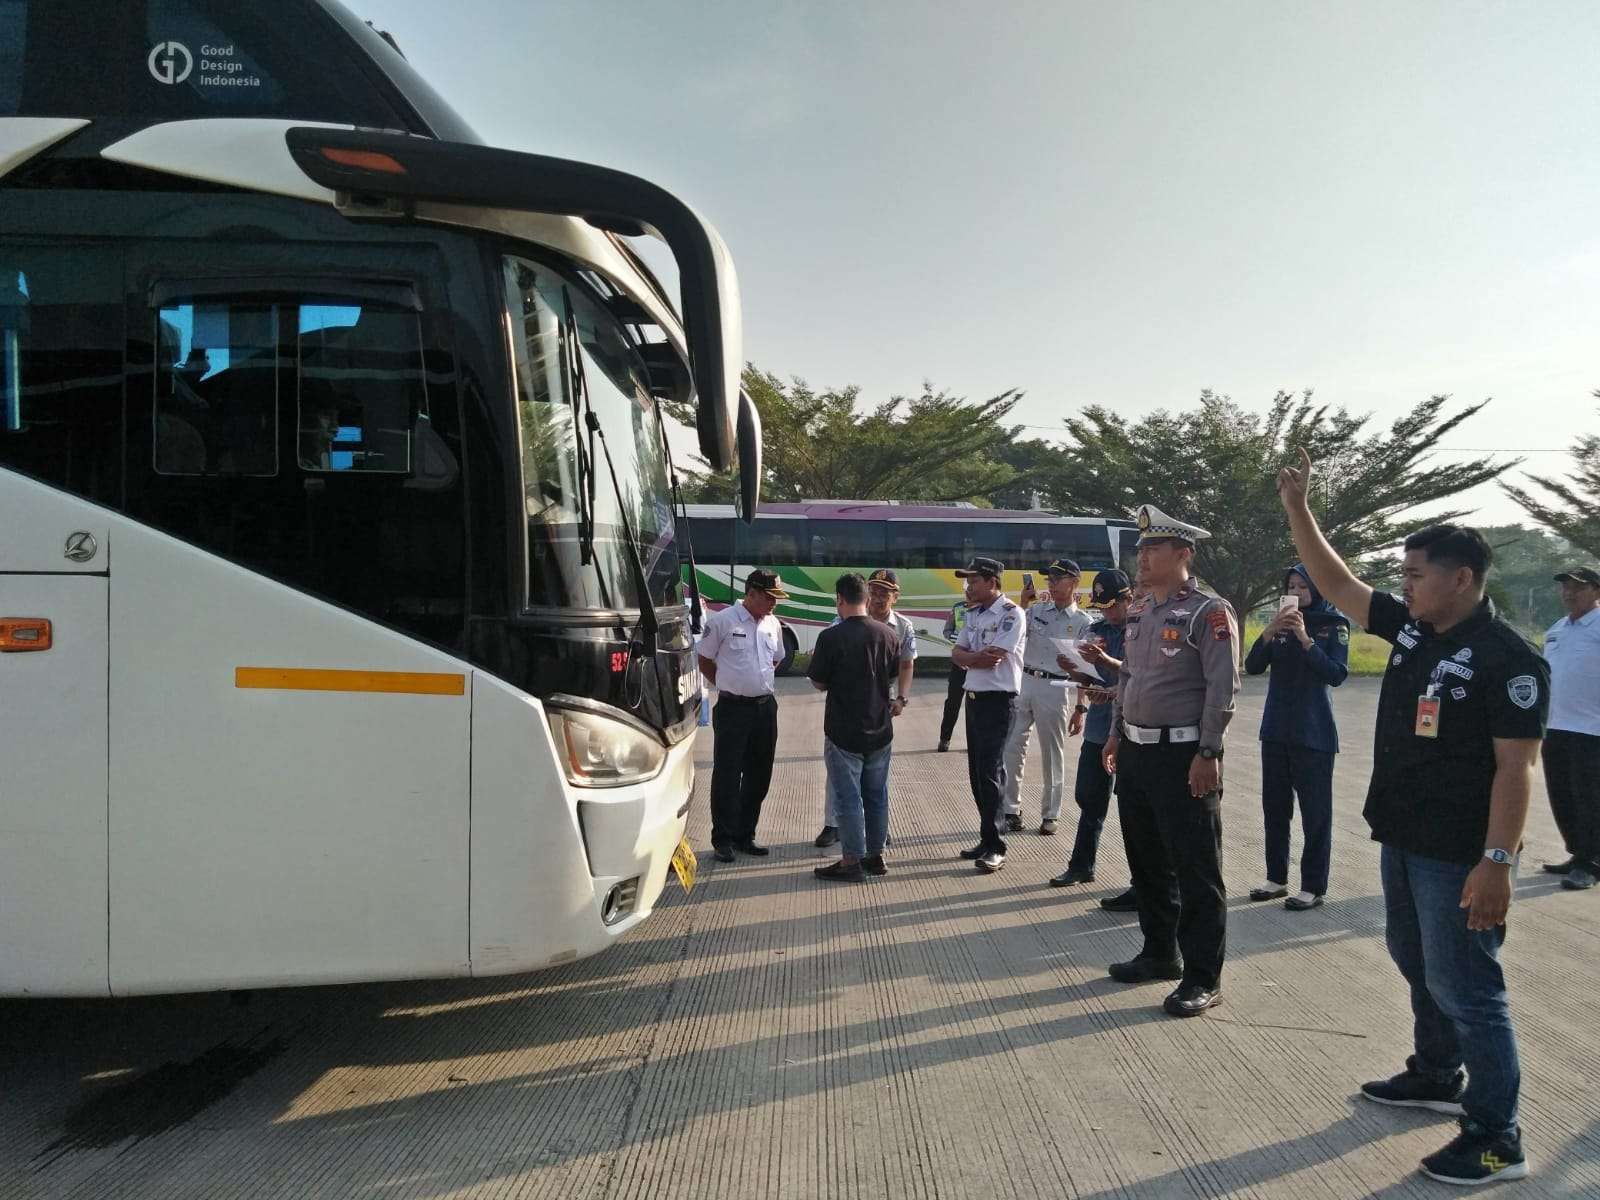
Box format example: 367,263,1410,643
939,598,969,752
1003,559,1096,834
951,556,1025,873
1104,505,1240,1018
698,569,790,863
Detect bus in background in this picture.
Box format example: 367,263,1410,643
680,502,1137,668
1,0,763,996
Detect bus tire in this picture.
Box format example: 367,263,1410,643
775,625,799,676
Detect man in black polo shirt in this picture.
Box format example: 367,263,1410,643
1279,449,1548,1186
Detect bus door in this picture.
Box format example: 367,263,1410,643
0,484,111,996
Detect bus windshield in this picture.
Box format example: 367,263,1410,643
504,256,679,613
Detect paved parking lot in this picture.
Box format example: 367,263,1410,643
3,676,1597,1199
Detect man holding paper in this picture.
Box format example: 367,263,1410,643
1002,559,1096,835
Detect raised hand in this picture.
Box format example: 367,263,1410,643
1277,446,1313,510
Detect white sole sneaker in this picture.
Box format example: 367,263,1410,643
1420,1158,1529,1185
1359,1090,1466,1117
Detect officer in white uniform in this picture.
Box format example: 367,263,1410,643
951,556,1025,873
1541,566,1600,889
1002,558,1096,834
698,569,789,862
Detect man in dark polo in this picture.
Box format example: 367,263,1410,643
1280,448,1548,1186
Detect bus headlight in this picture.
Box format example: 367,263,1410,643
548,708,667,787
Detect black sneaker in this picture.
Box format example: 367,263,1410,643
1562,865,1597,890
958,843,985,860
814,825,839,848
1100,888,1139,912
976,851,1005,873
1419,1118,1528,1185
937,741,950,752
861,854,887,877
1360,1057,1467,1116
1004,813,1025,833
1542,856,1576,875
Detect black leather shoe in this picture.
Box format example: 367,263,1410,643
1543,856,1576,875
1050,865,1096,887
712,843,736,863
1109,956,1184,984
1099,888,1139,912
737,841,770,857
814,826,839,848
937,741,950,752
1163,982,1223,1017
814,859,866,883
1249,884,1289,902
958,843,985,860
861,854,887,877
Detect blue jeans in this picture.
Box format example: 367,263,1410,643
1381,845,1521,1134
823,738,891,858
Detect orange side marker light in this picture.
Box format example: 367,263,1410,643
0,618,52,652
318,147,408,175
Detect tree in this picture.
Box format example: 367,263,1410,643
1477,524,1574,634
1501,393,1600,559
1034,391,1513,622
664,367,1029,505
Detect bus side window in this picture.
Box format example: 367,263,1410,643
154,302,279,476
297,303,426,474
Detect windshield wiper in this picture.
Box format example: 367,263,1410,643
657,401,703,635
562,291,658,660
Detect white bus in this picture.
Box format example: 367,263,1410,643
680,501,1137,667
0,0,762,996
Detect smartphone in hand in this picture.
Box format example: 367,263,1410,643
1278,594,1300,614
1022,572,1034,591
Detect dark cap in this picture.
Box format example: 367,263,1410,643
867,567,900,591
1554,567,1600,586
1088,569,1133,608
744,568,790,599
1042,558,1081,578
954,556,1004,581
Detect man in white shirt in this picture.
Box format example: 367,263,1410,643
1002,558,1095,835
1541,567,1600,891
951,557,1026,873
698,569,790,863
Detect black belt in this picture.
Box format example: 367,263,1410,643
965,690,1017,701
1023,666,1069,681
718,692,775,705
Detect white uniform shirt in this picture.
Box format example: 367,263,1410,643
1543,607,1600,735
699,601,785,697
1022,600,1095,674
955,595,1025,693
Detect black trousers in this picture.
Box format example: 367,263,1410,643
1542,729,1600,866
965,691,1015,854
1115,740,1227,989
709,694,778,847
1067,737,1114,873
940,664,968,743
1260,741,1335,896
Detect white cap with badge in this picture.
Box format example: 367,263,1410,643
1134,504,1211,545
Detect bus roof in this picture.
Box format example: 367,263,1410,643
683,501,1133,525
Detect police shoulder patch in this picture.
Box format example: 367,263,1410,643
1507,674,1539,710
1337,626,1350,644
1207,608,1231,640
1001,616,1016,632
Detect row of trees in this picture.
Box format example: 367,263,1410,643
668,370,1594,627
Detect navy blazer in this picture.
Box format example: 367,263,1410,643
1245,565,1350,754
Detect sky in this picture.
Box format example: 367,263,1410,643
363,0,1599,525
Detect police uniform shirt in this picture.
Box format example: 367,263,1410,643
1543,606,1600,736
1110,583,1240,749
699,601,785,697
956,595,1025,692
1022,600,1096,674
1365,591,1551,866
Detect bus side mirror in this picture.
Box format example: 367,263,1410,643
282,128,742,472
738,389,761,523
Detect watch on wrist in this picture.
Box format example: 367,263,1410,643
1483,847,1514,866
1198,746,1223,761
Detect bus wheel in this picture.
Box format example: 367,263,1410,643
775,625,799,676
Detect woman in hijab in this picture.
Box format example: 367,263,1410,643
1244,564,1350,910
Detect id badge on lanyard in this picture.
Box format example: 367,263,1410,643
1415,683,1441,739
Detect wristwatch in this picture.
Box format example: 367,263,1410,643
1483,848,1514,866
1198,746,1224,761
